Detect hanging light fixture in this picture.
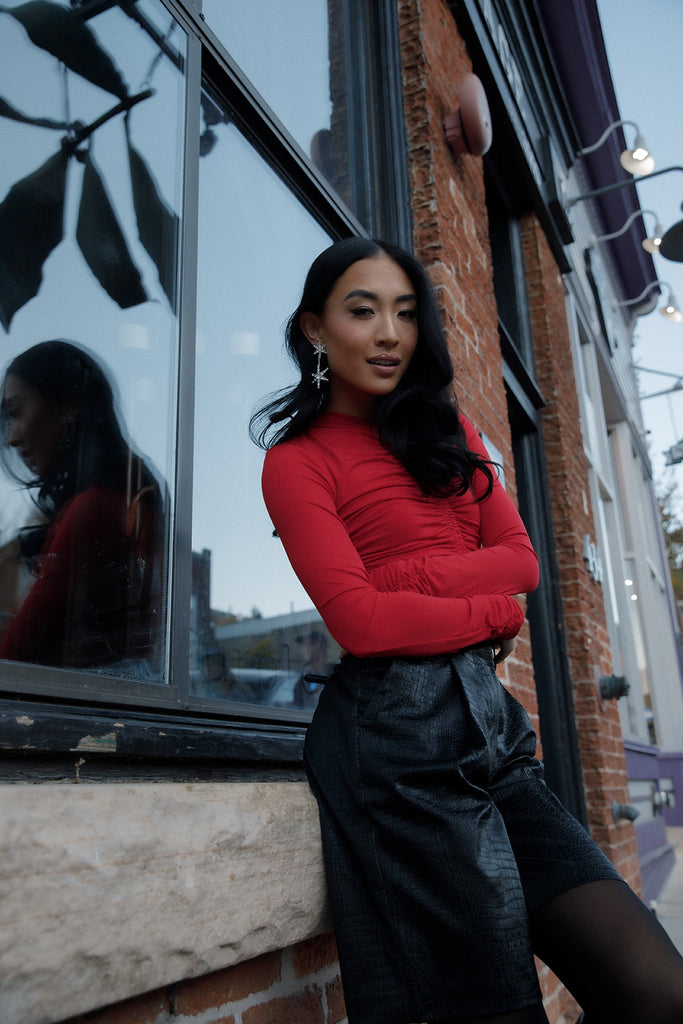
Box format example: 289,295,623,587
660,204,683,263
578,119,655,176
563,166,683,262
590,208,664,254
613,280,682,322
660,291,683,322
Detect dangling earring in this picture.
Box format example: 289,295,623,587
312,339,328,390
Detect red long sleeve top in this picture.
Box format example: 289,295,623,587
262,411,539,659
0,485,161,668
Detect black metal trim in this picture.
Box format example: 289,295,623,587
0,697,306,765
507,409,588,824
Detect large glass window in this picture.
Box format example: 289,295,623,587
0,0,185,685
0,0,407,756
190,83,341,711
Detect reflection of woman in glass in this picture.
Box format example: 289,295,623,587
0,340,166,676
253,239,683,1024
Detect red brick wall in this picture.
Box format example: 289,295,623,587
398,0,539,723
398,1,640,1020
520,212,641,889
62,933,346,1024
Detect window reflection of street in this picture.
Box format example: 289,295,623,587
191,76,336,708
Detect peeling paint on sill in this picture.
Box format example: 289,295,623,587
74,731,118,752
16,716,34,726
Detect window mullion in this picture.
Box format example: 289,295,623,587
168,28,203,699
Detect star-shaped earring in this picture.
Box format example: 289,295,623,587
312,339,328,389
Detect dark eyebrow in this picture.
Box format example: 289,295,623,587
342,289,417,303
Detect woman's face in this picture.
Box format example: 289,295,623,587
2,373,72,478
301,254,419,419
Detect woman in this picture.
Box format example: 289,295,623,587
253,238,683,1024
0,339,166,676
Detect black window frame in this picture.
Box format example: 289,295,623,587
0,0,411,772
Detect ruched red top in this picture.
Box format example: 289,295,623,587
262,412,538,658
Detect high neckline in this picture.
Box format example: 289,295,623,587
314,410,377,430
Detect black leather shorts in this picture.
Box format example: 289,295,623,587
304,647,620,1024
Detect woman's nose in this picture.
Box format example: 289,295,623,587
8,421,22,447
375,312,399,345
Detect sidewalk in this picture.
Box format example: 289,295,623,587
655,827,683,953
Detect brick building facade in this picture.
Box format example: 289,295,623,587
2,1,681,1023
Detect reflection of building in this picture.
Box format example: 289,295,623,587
190,547,213,671
216,609,333,668
3,2,683,1023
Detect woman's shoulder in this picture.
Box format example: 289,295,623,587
262,429,324,492
263,412,376,498
457,413,488,456
266,412,374,462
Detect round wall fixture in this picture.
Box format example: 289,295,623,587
660,213,683,262
443,74,492,158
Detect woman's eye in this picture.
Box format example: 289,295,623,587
350,306,373,317
399,308,417,320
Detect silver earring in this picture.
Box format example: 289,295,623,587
312,339,328,390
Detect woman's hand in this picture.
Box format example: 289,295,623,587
494,637,515,665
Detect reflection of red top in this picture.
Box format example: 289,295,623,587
0,485,161,669
262,412,538,659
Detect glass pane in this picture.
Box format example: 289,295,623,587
201,0,353,210
0,0,186,682
192,83,341,710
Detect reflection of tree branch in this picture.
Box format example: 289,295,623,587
77,0,184,73
64,88,153,150
0,96,72,130
122,4,184,72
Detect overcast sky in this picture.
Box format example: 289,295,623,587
596,0,683,504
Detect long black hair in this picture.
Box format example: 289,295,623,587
0,339,163,557
250,237,494,497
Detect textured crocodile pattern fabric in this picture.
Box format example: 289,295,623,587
304,647,620,1024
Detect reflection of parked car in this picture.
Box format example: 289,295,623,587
231,668,299,705
267,671,304,708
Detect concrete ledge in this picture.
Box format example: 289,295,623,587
0,781,330,1024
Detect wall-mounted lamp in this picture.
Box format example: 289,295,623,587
590,208,664,255
660,203,683,263
565,166,683,260
612,800,640,824
599,674,630,700
443,74,492,159
613,280,682,323
578,119,655,176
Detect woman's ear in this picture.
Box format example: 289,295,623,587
300,311,322,346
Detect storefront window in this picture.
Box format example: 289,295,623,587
0,0,406,752
0,0,185,682
191,83,340,710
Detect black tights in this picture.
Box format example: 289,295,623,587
428,879,683,1024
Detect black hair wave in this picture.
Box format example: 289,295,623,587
1,339,164,559
250,237,494,498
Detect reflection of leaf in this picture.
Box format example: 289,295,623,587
76,151,147,309
1,1,128,99
127,137,179,310
0,95,70,129
0,148,68,332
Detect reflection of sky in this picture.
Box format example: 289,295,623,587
0,0,185,538
194,120,331,618
192,3,338,620
201,0,333,158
